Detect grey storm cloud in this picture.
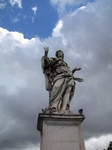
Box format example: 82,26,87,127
0,0,112,149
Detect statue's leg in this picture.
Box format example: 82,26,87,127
61,86,72,111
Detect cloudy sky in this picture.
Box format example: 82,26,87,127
0,0,112,149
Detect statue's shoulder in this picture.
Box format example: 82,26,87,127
41,56,55,61
49,57,56,62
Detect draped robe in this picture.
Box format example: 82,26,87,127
41,56,75,111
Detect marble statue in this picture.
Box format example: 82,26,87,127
41,47,83,114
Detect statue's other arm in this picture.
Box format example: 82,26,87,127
72,67,84,82
72,67,82,74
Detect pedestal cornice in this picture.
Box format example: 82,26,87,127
37,113,85,131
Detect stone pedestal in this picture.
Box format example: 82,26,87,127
37,113,85,150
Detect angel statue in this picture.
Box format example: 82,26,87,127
41,47,83,114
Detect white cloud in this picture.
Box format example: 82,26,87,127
52,20,63,37
0,27,42,94
52,20,67,45
31,6,37,15
79,6,86,10
0,27,46,149
50,0,87,13
0,1,6,9
50,0,74,13
71,5,86,16
12,17,19,23
85,134,112,150
50,0,74,6
24,144,40,150
9,0,22,8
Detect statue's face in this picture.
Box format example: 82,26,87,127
57,51,63,58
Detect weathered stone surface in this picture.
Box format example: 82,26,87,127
37,113,85,150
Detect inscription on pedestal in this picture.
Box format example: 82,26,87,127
43,121,82,150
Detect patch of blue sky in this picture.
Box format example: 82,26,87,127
0,0,58,39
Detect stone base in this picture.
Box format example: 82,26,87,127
37,113,85,150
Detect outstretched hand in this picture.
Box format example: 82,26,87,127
44,46,49,56
74,77,84,82
72,67,82,73
44,46,49,52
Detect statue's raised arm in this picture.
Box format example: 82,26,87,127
41,47,52,91
44,46,49,57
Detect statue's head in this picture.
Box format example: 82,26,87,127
55,50,64,59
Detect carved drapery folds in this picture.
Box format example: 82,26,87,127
41,47,83,114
